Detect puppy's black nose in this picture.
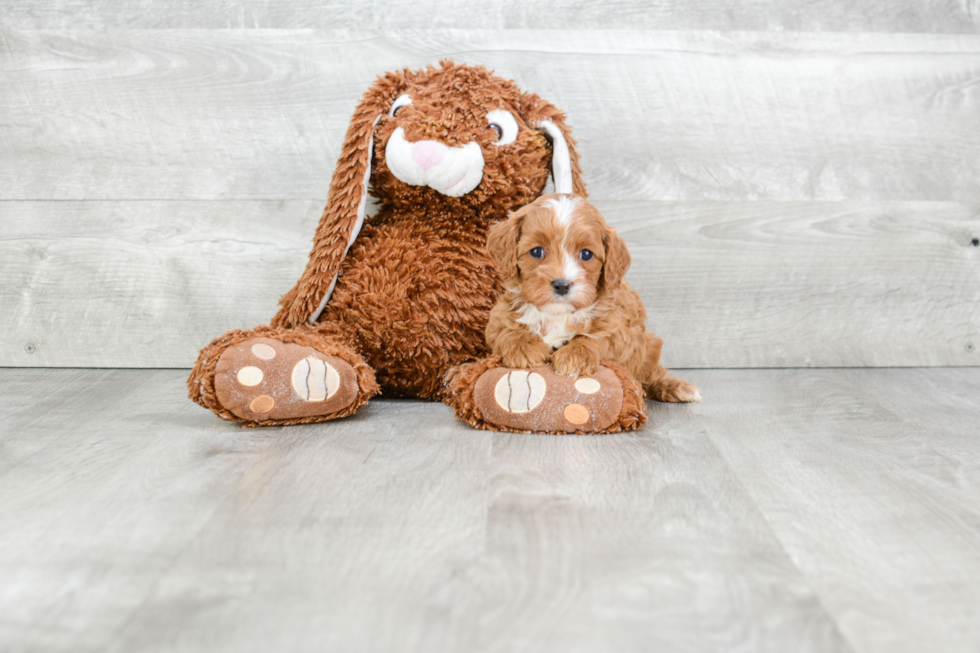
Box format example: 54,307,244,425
552,279,571,296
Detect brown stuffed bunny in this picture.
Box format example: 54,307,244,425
188,60,647,433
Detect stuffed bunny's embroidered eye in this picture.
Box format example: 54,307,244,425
389,94,412,117
486,109,518,145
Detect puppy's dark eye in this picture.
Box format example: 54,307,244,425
489,123,503,140
580,249,594,261
392,105,405,117
529,247,544,259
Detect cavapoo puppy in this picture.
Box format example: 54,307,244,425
485,193,700,403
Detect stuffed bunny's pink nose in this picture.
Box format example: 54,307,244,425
412,141,448,171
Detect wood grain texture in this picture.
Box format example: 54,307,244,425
618,200,980,368
2,30,980,201
0,368,852,653
3,0,980,32
0,369,273,652
698,367,980,653
104,397,496,653
2,200,977,368
0,201,317,368
4,367,980,651
438,418,850,653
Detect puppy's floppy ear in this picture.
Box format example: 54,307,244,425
272,70,409,328
518,92,587,198
487,204,532,281
599,227,631,293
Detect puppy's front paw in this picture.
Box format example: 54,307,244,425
552,341,599,377
500,339,552,369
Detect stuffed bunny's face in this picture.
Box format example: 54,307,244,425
367,63,571,215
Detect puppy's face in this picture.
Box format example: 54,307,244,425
487,194,631,310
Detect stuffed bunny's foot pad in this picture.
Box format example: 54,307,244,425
214,338,359,423
472,365,629,434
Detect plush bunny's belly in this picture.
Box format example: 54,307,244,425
320,218,500,399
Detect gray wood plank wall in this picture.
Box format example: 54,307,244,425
4,0,980,32
2,5,979,368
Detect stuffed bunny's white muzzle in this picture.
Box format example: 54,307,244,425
385,127,485,197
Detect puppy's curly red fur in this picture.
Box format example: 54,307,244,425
485,194,700,403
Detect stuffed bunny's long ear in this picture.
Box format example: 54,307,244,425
519,91,587,198
304,113,381,325
536,120,573,194
272,75,403,328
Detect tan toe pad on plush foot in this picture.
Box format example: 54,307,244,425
473,366,624,433
214,338,358,422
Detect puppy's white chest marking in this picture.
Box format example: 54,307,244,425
516,302,588,350
538,313,576,349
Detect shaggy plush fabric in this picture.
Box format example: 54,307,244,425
269,61,587,333
187,61,597,427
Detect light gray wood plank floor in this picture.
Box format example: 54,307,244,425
1,367,978,652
